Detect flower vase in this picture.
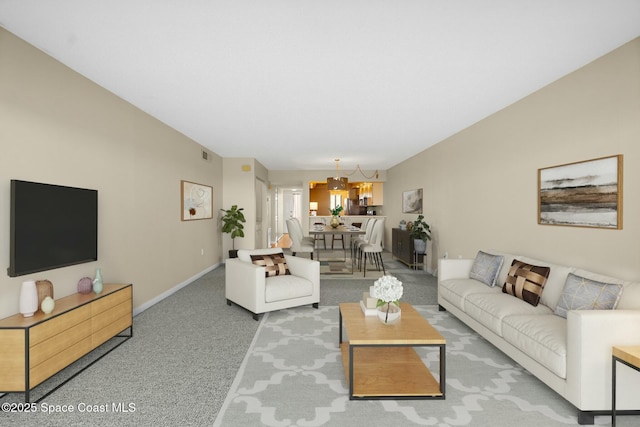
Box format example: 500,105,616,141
19,280,39,317
377,302,401,325
330,216,340,228
93,268,103,294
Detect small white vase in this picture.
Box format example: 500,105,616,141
377,302,401,325
19,280,39,317
41,296,55,314
93,268,103,294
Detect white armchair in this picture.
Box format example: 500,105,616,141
225,248,320,320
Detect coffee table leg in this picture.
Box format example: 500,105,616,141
349,344,354,399
612,356,617,427
339,310,343,344
440,344,446,397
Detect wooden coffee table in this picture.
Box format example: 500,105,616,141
338,302,446,400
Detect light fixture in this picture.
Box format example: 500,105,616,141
326,158,379,191
327,159,348,191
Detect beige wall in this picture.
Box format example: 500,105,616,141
386,37,640,281
0,28,222,319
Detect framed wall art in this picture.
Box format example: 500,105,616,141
402,188,423,214
538,155,622,229
181,180,213,221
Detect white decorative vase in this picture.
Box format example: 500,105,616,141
19,280,39,317
377,302,401,325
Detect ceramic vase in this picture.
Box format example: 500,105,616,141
19,280,39,317
93,268,103,294
330,216,340,228
78,277,93,294
377,302,401,325
41,296,55,314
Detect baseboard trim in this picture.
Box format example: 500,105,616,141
132,263,221,316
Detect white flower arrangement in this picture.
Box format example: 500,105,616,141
371,275,403,307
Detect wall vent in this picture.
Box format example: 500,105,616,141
201,149,210,162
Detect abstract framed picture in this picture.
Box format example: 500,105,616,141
402,188,423,214
538,155,622,229
181,180,213,221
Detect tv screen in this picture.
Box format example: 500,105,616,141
9,180,98,277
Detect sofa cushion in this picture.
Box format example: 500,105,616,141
573,268,640,310
502,314,567,378
469,251,504,287
554,273,623,318
250,253,291,277
502,260,550,307
264,275,313,303
465,292,553,336
486,250,519,289
517,256,574,310
439,278,501,311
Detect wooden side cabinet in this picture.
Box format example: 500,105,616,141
392,228,421,268
0,283,132,402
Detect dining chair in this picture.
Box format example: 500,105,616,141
352,218,376,261
358,218,385,277
286,218,314,259
291,217,314,245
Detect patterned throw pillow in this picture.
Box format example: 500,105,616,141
250,253,291,278
502,260,550,306
554,273,623,318
469,251,504,287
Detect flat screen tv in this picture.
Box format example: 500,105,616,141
8,180,98,277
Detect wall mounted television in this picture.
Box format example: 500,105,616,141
8,180,98,277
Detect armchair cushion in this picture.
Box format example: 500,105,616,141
250,253,291,277
265,275,313,303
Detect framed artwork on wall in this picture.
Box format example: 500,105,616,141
538,155,622,229
402,188,423,214
181,180,213,221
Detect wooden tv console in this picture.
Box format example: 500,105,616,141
0,283,132,402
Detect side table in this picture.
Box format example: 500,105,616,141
612,345,640,426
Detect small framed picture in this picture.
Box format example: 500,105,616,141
402,188,423,214
181,180,213,221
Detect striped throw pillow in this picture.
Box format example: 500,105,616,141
250,253,291,278
502,260,550,307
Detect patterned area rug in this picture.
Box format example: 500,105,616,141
213,306,592,427
319,260,384,279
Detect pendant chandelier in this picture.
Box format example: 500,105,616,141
326,159,379,191
327,159,348,191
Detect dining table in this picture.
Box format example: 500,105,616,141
308,224,365,274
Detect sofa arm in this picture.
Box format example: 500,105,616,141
285,255,320,287
438,258,474,282
225,258,266,313
566,309,640,410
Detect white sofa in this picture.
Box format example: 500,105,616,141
225,248,320,320
437,250,640,424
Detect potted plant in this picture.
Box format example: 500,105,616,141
220,205,246,258
410,214,431,255
329,205,343,228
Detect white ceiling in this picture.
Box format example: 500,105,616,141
1,1,639,171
